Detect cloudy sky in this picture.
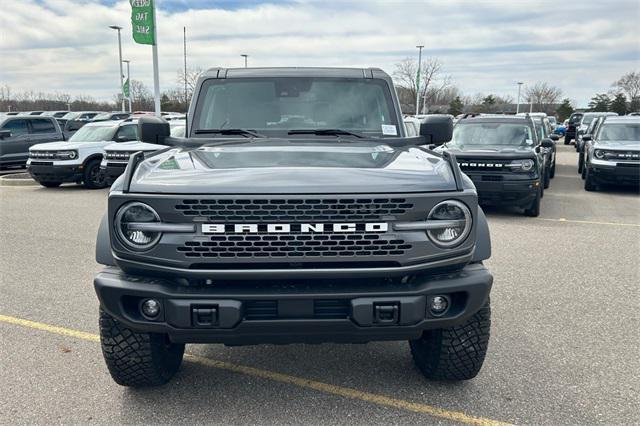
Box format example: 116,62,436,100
1,0,638,107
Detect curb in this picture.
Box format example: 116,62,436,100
0,173,39,187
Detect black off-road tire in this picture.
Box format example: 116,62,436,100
39,181,62,188
83,159,105,189
543,167,550,189
524,185,542,217
578,152,584,174
99,309,185,387
550,159,556,178
584,169,597,192
410,302,491,381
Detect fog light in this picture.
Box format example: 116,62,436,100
429,296,449,315
141,299,161,318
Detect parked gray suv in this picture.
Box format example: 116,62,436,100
94,67,493,387
0,116,63,169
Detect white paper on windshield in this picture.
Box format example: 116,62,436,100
381,124,397,136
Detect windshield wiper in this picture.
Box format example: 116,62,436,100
288,129,366,138
194,128,265,138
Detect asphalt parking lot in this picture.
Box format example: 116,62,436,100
0,143,638,425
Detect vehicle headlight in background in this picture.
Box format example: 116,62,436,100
508,159,535,172
114,202,162,250
56,150,77,160
594,149,605,160
426,200,472,248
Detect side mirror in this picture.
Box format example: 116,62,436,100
418,115,453,146
65,120,82,131
582,134,592,142
0,130,11,139
541,138,554,148
550,134,559,141
138,116,170,145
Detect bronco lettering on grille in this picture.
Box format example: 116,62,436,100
201,223,389,234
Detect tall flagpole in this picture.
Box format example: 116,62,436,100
415,45,424,115
152,1,161,117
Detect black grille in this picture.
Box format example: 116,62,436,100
458,160,509,172
244,299,350,320
175,198,414,222
177,233,411,258
481,175,503,181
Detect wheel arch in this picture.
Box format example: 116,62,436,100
472,206,491,262
96,212,115,266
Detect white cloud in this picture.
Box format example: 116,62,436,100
0,0,638,107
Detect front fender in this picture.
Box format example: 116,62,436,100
96,213,115,266
472,206,491,262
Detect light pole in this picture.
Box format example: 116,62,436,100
122,60,131,112
415,45,424,115
241,54,248,68
516,82,523,114
109,25,125,112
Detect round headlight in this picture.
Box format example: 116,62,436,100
594,149,605,159
520,159,534,171
115,202,161,250
426,200,472,248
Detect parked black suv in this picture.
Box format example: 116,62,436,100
582,116,640,191
0,116,63,168
94,67,493,387
564,112,584,144
440,114,551,216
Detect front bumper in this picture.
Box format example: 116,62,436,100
588,160,640,186
94,263,492,345
100,161,127,185
467,175,540,207
27,162,83,183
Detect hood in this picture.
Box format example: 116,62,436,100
104,141,165,152
594,141,640,151
438,144,536,159
124,140,457,194
30,140,110,151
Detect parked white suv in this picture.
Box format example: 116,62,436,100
99,120,184,185
27,120,137,188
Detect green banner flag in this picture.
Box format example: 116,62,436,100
130,0,155,45
123,78,130,98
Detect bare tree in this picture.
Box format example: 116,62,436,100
393,57,450,113
612,71,640,103
129,79,154,111
525,82,562,112
176,66,203,104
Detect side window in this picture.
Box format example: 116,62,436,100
1,119,29,136
30,119,57,134
115,125,137,142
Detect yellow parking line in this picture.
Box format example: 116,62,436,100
0,314,512,426
537,218,640,227
0,314,100,342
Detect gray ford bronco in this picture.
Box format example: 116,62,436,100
94,67,493,387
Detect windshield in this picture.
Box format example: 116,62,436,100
92,113,113,121
450,122,535,148
597,123,640,142
570,114,583,123
171,125,185,137
61,112,80,120
582,116,596,125
193,77,398,138
68,125,117,142
535,120,548,138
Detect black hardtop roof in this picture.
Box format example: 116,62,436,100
602,116,640,124
459,115,534,125
202,67,389,80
